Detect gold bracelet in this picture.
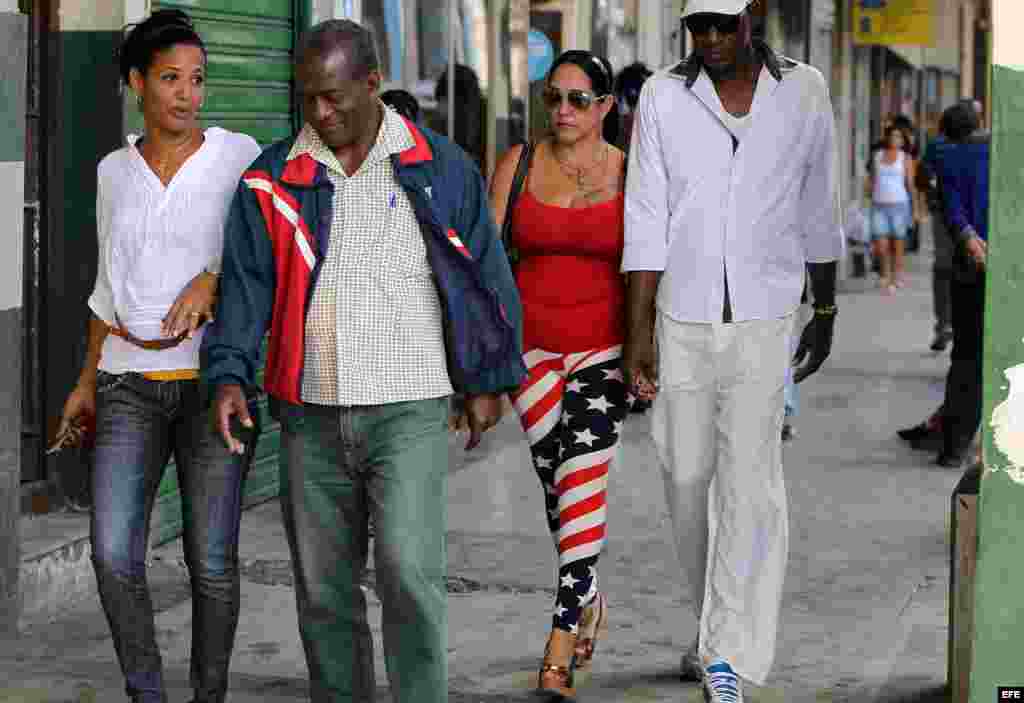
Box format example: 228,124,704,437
813,304,838,317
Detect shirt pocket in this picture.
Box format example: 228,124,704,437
375,189,433,290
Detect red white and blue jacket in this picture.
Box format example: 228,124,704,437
200,119,526,412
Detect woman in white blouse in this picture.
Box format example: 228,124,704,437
55,10,262,703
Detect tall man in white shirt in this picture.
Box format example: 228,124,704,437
622,0,844,699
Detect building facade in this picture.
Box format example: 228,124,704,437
0,0,26,636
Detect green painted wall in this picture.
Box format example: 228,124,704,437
153,0,298,144
0,14,26,162
44,28,125,503
970,62,1024,701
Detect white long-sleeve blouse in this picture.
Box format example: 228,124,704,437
88,127,262,374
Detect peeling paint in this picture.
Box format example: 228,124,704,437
989,364,1024,484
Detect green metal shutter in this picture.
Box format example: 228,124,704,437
150,0,303,546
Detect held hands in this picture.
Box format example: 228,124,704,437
623,335,658,402
793,309,836,384
213,384,254,455
162,271,218,339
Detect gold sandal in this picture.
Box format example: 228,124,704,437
574,591,608,669
537,631,578,701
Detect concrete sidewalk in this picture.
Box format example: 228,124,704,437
1,232,959,703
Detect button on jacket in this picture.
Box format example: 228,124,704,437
622,42,845,323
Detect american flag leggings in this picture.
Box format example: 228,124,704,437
510,345,631,632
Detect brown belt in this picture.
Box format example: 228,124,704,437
109,314,205,351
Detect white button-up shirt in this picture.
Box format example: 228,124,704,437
622,45,845,323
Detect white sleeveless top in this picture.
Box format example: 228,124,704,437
89,127,262,374
872,150,910,205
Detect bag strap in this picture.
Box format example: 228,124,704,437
501,141,534,265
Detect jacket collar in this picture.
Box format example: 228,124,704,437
669,39,795,89
281,109,431,186
397,117,433,166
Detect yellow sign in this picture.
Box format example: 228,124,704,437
853,0,934,47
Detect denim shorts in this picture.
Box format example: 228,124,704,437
871,202,912,241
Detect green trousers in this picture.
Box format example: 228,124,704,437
277,396,450,703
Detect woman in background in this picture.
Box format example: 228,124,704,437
866,125,920,293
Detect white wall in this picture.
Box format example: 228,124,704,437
636,0,663,69
993,0,1020,66
0,163,23,312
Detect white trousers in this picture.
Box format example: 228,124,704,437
651,311,796,685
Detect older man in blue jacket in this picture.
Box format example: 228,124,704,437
200,19,525,703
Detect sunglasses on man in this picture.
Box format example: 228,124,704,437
685,13,742,36
541,86,610,111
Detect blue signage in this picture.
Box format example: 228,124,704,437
528,29,555,83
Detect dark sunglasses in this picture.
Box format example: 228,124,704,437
685,13,741,36
542,86,609,111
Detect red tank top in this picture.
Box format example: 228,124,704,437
512,182,626,353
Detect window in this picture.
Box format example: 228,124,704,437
591,0,638,75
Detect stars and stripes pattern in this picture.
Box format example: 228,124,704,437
510,344,630,631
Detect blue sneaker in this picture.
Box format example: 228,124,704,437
703,659,743,703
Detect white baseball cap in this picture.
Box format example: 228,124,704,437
681,0,754,18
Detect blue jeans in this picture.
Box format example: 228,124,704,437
274,395,450,703
871,202,912,241
90,372,260,703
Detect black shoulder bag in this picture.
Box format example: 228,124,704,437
501,141,535,267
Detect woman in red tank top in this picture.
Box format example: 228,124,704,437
490,49,629,700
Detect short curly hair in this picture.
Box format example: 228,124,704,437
940,101,980,142
297,19,379,78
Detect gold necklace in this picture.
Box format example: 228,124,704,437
552,142,610,203
142,128,203,185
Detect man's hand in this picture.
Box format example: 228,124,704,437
213,384,253,454
463,393,502,451
793,311,836,384
965,235,987,271
623,271,662,402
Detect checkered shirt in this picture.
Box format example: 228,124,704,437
291,105,453,405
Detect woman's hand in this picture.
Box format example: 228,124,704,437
162,271,218,338
54,379,97,451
